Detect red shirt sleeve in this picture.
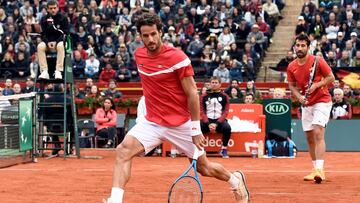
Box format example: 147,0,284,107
176,64,194,80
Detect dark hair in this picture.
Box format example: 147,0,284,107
245,93,254,99
136,13,163,34
47,0,58,7
295,34,310,46
103,97,116,111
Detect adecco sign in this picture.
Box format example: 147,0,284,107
265,102,289,115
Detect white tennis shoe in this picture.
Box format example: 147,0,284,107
232,171,250,203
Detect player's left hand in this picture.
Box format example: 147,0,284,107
192,134,205,150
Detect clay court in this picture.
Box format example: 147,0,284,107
0,150,359,203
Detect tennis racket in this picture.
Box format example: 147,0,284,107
168,148,203,203
303,56,319,105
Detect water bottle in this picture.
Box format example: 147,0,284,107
156,147,162,156
257,140,264,158
170,148,177,158
266,140,272,157
288,140,294,157
251,140,258,158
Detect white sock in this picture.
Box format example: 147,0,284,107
315,160,324,169
228,173,240,188
110,187,124,203
312,161,316,169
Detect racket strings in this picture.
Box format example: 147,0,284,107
170,176,202,203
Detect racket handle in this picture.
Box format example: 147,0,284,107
193,147,200,160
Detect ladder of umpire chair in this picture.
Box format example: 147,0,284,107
34,36,79,159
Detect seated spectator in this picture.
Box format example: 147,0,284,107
295,15,309,35
242,54,256,81
14,52,30,77
244,93,255,104
343,84,354,99
273,88,286,99
102,80,122,99
95,98,117,148
337,50,352,67
99,63,116,84
276,51,294,71
22,77,35,93
229,59,243,82
218,26,235,48
86,85,102,100
262,0,281,29
329,79,341,97
116,65,131,82
2,79,14,96
84,78,94,96
13,83,22,94
72,50,86,78
0,52,15,78
200,76,231,158
331,88,352,119
247,24,266,51
85,54,100,78
101,36,116,57
116,44,131,67
224,79,243,100
245,81,261,99
229,87,243,104
29,54,39,79
213,60,230,83
351,50,360,67
325,13,340,41
186,34,204,57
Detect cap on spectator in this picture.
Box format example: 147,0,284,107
210,33,216,37
213,16,219,21
168,26,175,31
95,24,101,29
220,60,225,64
252,24,259,29
351,32,357,37
298,16,304,21
337,32,343,37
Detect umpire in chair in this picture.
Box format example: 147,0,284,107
37,0,69,80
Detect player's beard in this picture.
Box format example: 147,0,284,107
296,51,307,59
145,41,161,54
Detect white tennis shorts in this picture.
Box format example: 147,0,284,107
301,102,332,131
128,119,204,158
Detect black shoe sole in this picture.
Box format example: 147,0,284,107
314,176,323,184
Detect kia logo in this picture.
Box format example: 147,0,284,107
265,102,289,115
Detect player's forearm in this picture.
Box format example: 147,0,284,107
288,84,302,99
314,73,335,89
188,90,201,121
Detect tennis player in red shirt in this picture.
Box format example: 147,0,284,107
287,34,335,184
104,13,249,203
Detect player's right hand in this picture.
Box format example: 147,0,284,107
192,134,205,150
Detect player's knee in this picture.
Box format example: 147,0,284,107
115,144,132,162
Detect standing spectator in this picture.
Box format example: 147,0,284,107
2,79,14,96
331,88,352,120
102,80,122,99
95,98,117,148
200,76,232,158
85,54,100,78
213,60,230,83
99,63,116,83
29,54,39,79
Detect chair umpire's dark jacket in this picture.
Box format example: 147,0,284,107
40,12,69,44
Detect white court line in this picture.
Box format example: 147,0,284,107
2,168,360,173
